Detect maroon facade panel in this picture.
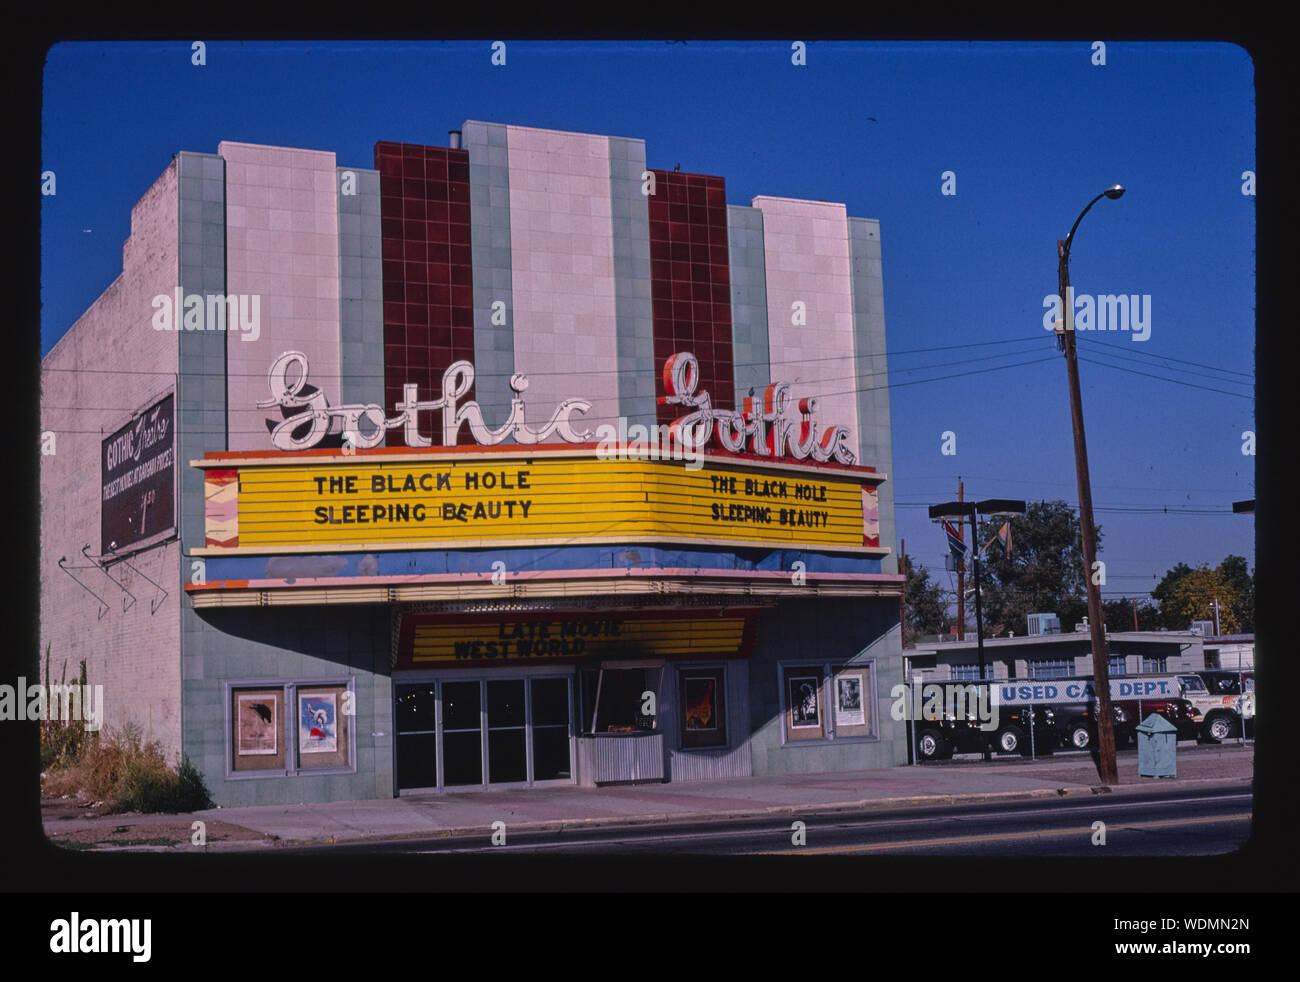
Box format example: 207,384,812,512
648,170,734,428
375,141,476,446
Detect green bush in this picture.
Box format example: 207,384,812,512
44,715,214,813
174,756,214,812
39,651,93,771
107,744,213,814
114,752,176,813
40,719,90,771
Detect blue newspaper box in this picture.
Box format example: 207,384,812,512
1136,713,1177,778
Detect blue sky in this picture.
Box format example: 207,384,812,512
40,41,1255,608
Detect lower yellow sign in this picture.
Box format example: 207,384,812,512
405,614,753,665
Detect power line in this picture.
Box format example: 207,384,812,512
1083,336,1253,379
1077,354,1253,400
39,334,1048,379
41,352,1068,428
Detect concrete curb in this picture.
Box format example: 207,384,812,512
47,775,1252,852
267,776,1252,850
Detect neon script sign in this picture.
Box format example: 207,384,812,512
258,352,593,451
660,352,856,465
258,350,855,464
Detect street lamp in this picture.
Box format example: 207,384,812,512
930,497,1025,759
1057,184,1125,785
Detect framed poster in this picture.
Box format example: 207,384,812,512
783,666,825,741
835,673,866,727
299,692,337,754
295,683,352,770
231,688,286,772
237,694,277,754
789,675,821,728
680,669,727,749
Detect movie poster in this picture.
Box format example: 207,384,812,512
299,692,338,754
789,676,820,728
236,694,277,755
683,676,718,731
835,674,866,727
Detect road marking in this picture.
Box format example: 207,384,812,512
757,812,1253,855
400,796,1254,854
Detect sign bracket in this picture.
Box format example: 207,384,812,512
56,556,111,620
81,544,138,613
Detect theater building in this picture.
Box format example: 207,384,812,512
40,122,905,805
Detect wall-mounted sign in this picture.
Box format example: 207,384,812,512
661,352,856,465
256,350,857,465
258,351,593,451
101,392,175,555
200,453,882,554
395,609,760,668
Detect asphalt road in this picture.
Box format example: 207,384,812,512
283,783,1251,857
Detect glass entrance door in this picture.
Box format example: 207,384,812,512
395,675,573,791
395,683,437,791
487,680,527,783
441,680,483,787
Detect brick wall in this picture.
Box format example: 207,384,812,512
40,161,182,757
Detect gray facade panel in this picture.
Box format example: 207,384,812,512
746,598,906,777
727,205,770,399
337,166,384,409
186,605,393,806
848,217,896,575
464,121,515,426
609,136,655,430
177,151,232,802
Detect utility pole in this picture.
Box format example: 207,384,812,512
899,538,907,650
1057,187,1125,786
956,480,965,640
1131,596,1139,632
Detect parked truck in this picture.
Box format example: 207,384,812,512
912,675,1204,760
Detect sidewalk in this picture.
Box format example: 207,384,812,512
42,743,1253,851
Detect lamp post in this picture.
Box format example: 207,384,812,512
1057,183,1125,785
930,498,1024,760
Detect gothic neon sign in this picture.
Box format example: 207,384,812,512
257,350,855,465
660,352,856,465
257,352,593,451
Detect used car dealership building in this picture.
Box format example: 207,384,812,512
40,122,905,805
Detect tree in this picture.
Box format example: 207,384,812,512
973,500,1097,637
1216,555,1254,633
1102,597,1161,633
1151,557,1253,633
902,555,952,642
1152,562,1194,629
1162,564,1243,634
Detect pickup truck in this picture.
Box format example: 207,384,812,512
1053,701,1132,751
1111,695,1201,743
914,703,1058,760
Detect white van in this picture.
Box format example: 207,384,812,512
1176,673,1251,742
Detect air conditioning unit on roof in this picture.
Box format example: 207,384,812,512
1027,613,1060,636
